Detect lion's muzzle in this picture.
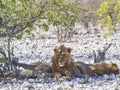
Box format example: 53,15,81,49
58,61,65,67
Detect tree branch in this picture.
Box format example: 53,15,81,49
93,50,96,63
11,3,46,30
0,3,46,37
103,43,112,52
0,47,7,60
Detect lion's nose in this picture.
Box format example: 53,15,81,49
59,56,62,58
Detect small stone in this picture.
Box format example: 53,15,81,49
57,87,63,90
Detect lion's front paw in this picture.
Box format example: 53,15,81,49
54,72,61,79
65,71,71,81
65,75,71,81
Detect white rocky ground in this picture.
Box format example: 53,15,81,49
0,27,120,90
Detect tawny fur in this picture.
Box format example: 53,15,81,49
73,61,92,76
89,61,119,75
52,45,74,79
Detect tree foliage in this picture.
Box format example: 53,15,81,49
0,0,81,39
97,0,120,38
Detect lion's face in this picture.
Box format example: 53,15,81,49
58,52,70,67
54,45,72,67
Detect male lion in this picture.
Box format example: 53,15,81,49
52,45,73,80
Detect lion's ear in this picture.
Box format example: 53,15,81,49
54,48,61,53
67,48,72,53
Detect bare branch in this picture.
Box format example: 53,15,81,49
0,47,7,60
93,50,97,63
93,43,112,63
103,43,112,52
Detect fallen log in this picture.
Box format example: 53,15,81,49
12,60,53,78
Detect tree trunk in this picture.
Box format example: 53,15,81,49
6,29,14,71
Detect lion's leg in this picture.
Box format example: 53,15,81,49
65,70,71,80
54,72,61,80
72,66,81,76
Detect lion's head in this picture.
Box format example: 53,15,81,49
53,45,72,67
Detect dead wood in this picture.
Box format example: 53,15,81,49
12,61,53,78
93,43,112,63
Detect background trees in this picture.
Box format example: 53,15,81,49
0,0,81,37
0,0,119,43
77,0,120,38
97,0,120,38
